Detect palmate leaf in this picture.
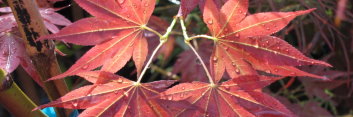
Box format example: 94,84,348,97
0,32,42,87
35,71,176,117
160,75,294,117
202,0,331,82
39,0,156,80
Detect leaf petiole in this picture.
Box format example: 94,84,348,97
186,42,215,84
188,35,217,41
136,42,165,83
179,17,215,84
142,25,163,38
161,16,178,42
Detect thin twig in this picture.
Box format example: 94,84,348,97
186,42,214,84
179,17,214,84
136,42,164,83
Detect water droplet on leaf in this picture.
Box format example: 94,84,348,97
82,65,89,70
207,20,213,25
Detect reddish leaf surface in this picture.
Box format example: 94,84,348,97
160,75,295,117
173,40,213,82
35,71,176,117
0,7,71,33
276,96,333,117
299,66,348,100
0,6,70,87
201,0,330,82
39,0,157,80
0,31,42,87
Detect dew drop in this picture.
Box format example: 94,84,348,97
232,62,236,66
117,79,123,83
167,96,173,100
265,41,269,44
117,0,125,4
235,69,240,74
266,27,270,30
213,57,218,62
82,65,89,70
234,33,240,38
181,87,185,90
126,14,130,18
276,47,280,50
207,20,213,25
224,85,230,90
73,103,78,107
274,69,279,72
180,93,184,98
220,35,225,38
224,47,229,51
144,3,149,7
114,91,119,94
265,70,271,73
224,28,229,32
143,10,147,14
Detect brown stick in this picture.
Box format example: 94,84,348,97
6,0,70,116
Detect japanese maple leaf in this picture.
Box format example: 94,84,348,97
276,96,333,117
299,65,348,100
0,6,71,87
160,75,295,116
0,7,72,33
35,71,176,116
173,40,213,82
38,0,156,80
0,31,42,87
201,0,330,82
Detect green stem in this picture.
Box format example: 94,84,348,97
179,17,189,40
188,35,217,41
136,17,178,83
179,17,215,84
162,16,178,40
143,25,163,38
0,69,47,117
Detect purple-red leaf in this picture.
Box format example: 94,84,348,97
160,75,294,116
41,0,157,80
36,72,175,117
202,0,330,80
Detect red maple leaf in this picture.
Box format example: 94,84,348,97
0,31,42,87
0,7,72,33
0,5,71,87
173,40,213,82
201,0,330,82
38,0,156,80
35,71,177,117
160,75,295,116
